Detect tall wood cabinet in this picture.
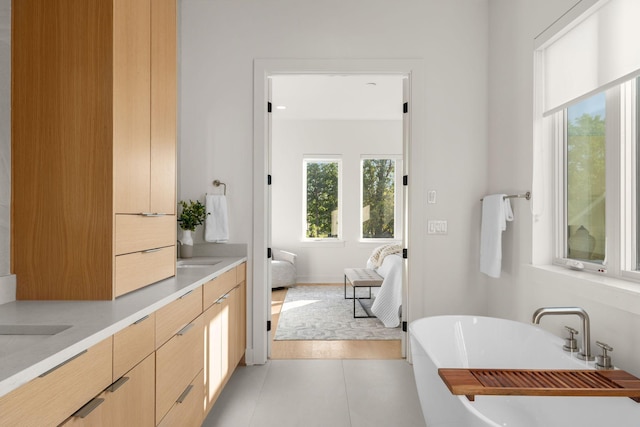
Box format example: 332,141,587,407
11,0,177,300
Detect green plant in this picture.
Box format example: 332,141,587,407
177,200,209,231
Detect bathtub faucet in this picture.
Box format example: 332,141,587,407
532,307,595,361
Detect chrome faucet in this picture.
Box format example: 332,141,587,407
532,307,595,361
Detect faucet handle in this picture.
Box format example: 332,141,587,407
562,325,579,352
595,341,613,369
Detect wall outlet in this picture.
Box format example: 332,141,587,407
427,190,437,204
427,220,447,234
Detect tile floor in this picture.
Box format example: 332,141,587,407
201,359,427,427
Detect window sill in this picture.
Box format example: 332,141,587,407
524,264,640,316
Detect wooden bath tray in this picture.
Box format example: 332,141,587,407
438,368,640,402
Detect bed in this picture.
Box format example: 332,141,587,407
366,247,403,328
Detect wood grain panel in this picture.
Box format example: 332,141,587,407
157,369,204,427
114,246,175,297
150,0,177,214
155,286,203,348
115,214,176,255
203,302,223,413
113,312,156,380
12,0,114,300
0,338,113,427
155,315,204,422
237,262,246,283
202,269,237,310
113,0,151,214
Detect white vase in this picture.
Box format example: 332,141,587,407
180,229,194,258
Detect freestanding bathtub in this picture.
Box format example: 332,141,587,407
410,315,640,427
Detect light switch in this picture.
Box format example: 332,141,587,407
427,220,447,234
427,190,437,204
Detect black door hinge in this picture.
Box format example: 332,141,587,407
268,174,272,185
267,247,272,259
403,102,408,114
268,102,272,113
402,321,408,332
403,175,408,186
267,320,272,332
402,248,408,259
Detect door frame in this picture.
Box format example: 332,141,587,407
251,58,424,365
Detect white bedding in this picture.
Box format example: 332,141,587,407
367,253,403,328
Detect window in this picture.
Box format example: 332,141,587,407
303,158,341,239
565,92,606,263
361,158,399,239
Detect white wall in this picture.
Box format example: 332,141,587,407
272,119,402,283
180,0,491,336
488,0,640,376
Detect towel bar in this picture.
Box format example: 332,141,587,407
480,191,530,202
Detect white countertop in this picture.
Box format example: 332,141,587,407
0,256,246,398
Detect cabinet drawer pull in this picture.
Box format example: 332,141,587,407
140,212,168,217
39,349,88,377
176,384,194,404
142,248,161,254
109,376,130,393
177,323,195,336
72,397,105,418
133,314,150,325
179,290,193,299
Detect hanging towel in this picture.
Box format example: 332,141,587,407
480,194,513,278
205,194,229,242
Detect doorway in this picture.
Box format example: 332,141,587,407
252,59,422,366
269,74,404,359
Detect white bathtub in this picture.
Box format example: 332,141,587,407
409,315,640,427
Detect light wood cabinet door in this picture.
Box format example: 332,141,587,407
203,301,223,413
61,353,155,427
203,268,237,310
155,286,202,348
114,246,176,298
0,338,112,427
150,0,177,215
156,314,204,422
113,312,155,381
157,369,204,427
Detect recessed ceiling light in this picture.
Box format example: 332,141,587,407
276,105,287,110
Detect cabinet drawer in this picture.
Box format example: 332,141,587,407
115,246,175,297
203,268,236,309
156,315,204,422
0,337,113,427
157,369,204,427
115,214,176,255
113,312,155,380
237,262,246,283
155,286,202,348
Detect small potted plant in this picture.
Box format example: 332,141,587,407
177,199,208,258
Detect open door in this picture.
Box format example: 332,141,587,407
401,75,410,358
266,77,273,358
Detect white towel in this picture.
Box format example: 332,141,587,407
205,194,229,242
480,194,513,278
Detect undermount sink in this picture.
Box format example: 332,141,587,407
0,324,72,358
176,259,221,268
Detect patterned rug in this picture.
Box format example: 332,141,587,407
274,285,402,341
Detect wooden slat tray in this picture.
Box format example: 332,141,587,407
438,368,640,402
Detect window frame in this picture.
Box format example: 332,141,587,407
301,156,343,242
552,78,640,281
359,155,402,243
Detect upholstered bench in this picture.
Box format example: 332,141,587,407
344,268,384,318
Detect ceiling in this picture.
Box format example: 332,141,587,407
270,74,404,121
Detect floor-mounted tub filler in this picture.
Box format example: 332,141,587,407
410,315,640,427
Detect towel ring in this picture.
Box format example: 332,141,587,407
212,180,227,195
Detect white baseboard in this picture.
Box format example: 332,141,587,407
0,274,16,304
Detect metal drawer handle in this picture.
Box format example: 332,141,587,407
177,323,195,336
39,349,88,377
140,212,168,217
176,385,194,404
73,397,105,418
109,376,130,393
133,315,150,325
142,248,161,254
179,290,194,299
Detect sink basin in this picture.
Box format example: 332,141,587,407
176,259,221,268
0,324,72,358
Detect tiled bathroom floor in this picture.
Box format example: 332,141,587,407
201,359,427,427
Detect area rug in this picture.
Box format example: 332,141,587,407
274,285,402,341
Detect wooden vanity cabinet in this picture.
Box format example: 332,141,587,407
0,338,113,427
11,0,177,300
